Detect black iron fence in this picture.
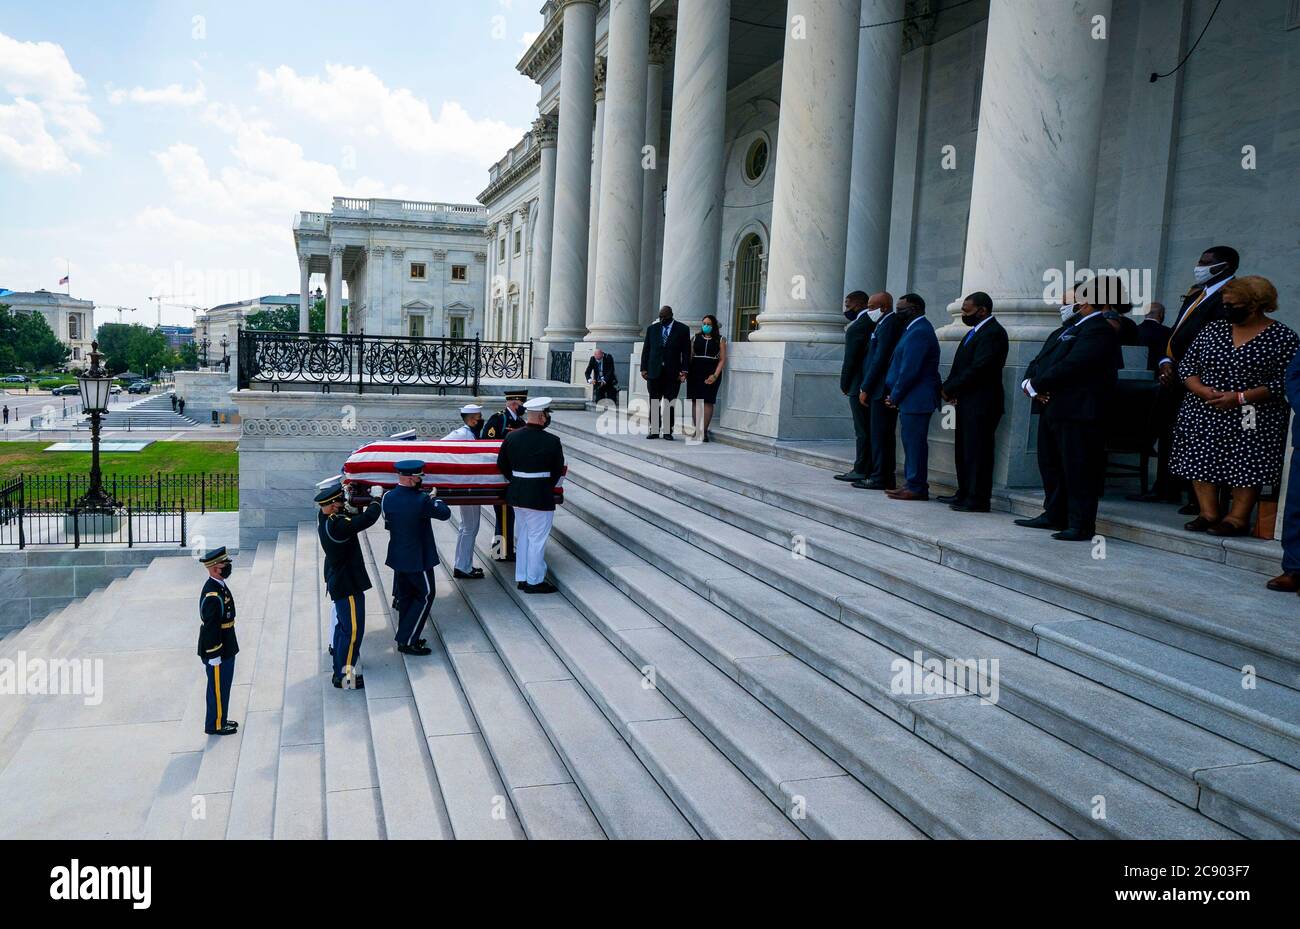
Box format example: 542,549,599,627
14,473,238,513
238,330,532,395
0,477,189,549
549,350,574,384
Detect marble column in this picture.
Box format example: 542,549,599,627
327,246,343,334
298,254,311,332
638,19,673,326
588,0,650,344
530,114,559,358
658,0,730,324
945,0,1114,340
544,0,598,345
584,56,607,329
843,0,904,296
391,247,406,336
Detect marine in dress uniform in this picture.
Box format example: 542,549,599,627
481,389,528,561
198,547,239,736
442,405,486,580
497,397,564,594
317,482,383,689
382,459,452,654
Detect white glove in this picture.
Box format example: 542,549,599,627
209,656,222,667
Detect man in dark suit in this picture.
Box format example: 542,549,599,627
1014,276,1124,541
1126,302,1177,503
883,294,942,501
641,305,691,440
1268,352,1300,593
938,292,1008,512
835,291,876,482
1135,302,1172,372
584,347,619,405
855,292,901,490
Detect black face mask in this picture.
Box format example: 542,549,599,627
961,313,981,327
844,308,858,321
1225,304,1250,325
659,316,672,326
218,562,232,580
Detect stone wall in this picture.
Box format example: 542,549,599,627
174,370,238,425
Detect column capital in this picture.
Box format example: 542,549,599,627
648,18,675,65
298,252,311,268
593,55,607,101
329,244,344,258
531,113,559,147
484,222,498,238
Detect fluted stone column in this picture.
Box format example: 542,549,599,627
584,56,607,329
530,116,558,359
637,19,673,327
298,255,311,332
944,0,1113,340
844,0,903,296
588,0,650,345
390,247,406,336
658,0,729,321
752,0,861,343
327,246,343,334
544,0,598,345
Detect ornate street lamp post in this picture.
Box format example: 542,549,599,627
76,341,118,511
199,337,211,368
220,334,229,361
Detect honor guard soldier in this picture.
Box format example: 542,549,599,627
481,389,528,562
383,459,452,655
443,404,486,579
317,481,382,689
198,548,240,736
497,397,563,594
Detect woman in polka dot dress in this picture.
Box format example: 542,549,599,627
1171,276,1298,536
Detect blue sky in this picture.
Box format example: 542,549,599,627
0,0,542,325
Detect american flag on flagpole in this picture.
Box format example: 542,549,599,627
58,275,69,286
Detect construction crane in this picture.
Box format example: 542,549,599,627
148,294,200,327
100,305,139,323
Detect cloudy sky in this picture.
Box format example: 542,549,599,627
0,0,541,326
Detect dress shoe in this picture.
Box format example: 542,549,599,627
1177,502,1200,516
1183,516,1214,533
935,494,963,505
1266,572,1300,593
397,643,433,656
1015,515,1065,531
646,433,660,440
662,434,675,441
205,724,238,736
523,581,559,594
332,673,365,691
1051,529,1093,542
852,480,888,490
834,472,866,483
1207,520,1250,538
454,568,485,579
887,489,929,502
950,502,991,513
226,720,239,730
328,646,334,657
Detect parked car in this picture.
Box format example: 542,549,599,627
109,384,122,395
2,375,30,383
51,384,79,396
127,381,152,394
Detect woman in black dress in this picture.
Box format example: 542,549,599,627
687,314,727,443
1171,276,1298,536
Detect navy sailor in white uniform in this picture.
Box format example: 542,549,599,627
382,459,452,654
442,404,486,580
496,397,563,594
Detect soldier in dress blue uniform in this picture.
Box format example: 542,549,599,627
443,404,486,580
382,459,452,655
497,397,563,594
198,547,240,735
317,481,382,689
481,389,527,562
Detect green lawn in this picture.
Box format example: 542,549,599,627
0,441,238,476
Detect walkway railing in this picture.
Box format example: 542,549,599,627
237,330,532,396
0,477,189,549
15,473,237,513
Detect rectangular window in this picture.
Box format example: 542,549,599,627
499,238,506,262
514,230,522,256
451,264,467,282
449,316,465,340
408,315,425,338
410,262,426,280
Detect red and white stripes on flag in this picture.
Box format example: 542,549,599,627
341,440,565,498
58,275,69,286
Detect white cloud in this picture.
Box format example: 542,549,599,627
108,81,207,107
520,31,539,48
0,32,103,173
256,64,522,163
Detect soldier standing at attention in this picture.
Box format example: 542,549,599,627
443,404,486,580
198,547,239,736
317,481,382,689
383,459,452,655
497,397,563,594
481,388,528,562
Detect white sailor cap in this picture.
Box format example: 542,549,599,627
523,397,553,413
460,404,483,416
315,475,344,491
390,429,418,441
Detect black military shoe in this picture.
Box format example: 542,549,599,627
226,720,239,730
328,646,334,657
397,643,433,656
454,568,486,579
662,434,675,441
646,433,660,440
205,724,238,736
523,581,559,594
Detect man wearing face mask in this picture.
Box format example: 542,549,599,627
318,481,383,687
197,547,240,736
882,294,942,501
1015,276,1124,541
836,291,876,483
641,305,691,440
939,292,1008,512
854,292,901,491
383,460,452,657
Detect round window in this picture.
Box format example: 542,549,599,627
744,137,769,183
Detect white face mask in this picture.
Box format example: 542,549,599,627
1059,305,1076,324
867,309,884,324
1193,261,1226,285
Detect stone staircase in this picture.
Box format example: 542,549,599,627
93,394,201,430
0,411,1294,838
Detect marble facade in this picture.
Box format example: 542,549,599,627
0,290,95,368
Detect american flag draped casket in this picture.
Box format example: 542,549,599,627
340,439,565,507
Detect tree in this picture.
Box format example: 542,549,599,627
95,322,177,376
177,341,200,370
0,305,18,371
245,305,299,332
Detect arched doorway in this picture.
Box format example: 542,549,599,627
733,233,764,342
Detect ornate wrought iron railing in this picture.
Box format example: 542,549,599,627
0,477,188,549
237,330,532,395
549,350,573,384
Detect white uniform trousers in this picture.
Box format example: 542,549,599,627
514,507,554,586
455,505,481,572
